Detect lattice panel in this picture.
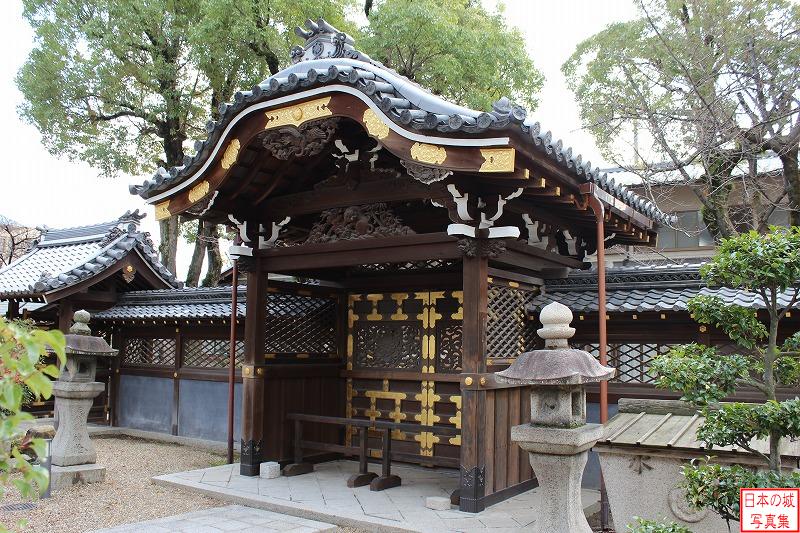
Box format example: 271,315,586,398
486,284,537,360
437,323,462,372
122,337,176,366
265,293,337,355
183,338,244,368
579,343,675,384
353,323,423,369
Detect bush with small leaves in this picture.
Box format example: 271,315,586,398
627,517,693,533
682,460,800,523
0,318,64,532
648,227,800,529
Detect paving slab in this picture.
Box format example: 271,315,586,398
90,504,337,532
151,460,600,532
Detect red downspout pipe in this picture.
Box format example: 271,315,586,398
227,258,239,465
586,192,609,530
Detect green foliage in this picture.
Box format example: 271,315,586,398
688,296,766,349
700,227,800,296
650,343,750,405
563,0,800,236
683,460,800,522
627,518,693,533
362,0,543,111
697,401,800,451
0,318,65,511
648,227,800,527
16,0,356,176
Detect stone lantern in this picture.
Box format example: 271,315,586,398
50,310,117,490
496,302,615,533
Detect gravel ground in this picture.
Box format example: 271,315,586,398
1,435,367,533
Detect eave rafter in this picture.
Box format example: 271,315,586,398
145,88,659,250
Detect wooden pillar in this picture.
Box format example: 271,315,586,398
459,241,489,512
240,258,267,476
58,299,74,333
6,299,19,319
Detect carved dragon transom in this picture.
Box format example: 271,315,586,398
304,203,415,244
261,118,339,160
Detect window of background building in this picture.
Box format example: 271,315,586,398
657,210,714,249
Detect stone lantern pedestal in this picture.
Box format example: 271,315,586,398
497,302,615,533
50,310,117,491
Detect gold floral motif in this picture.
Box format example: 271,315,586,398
264,96,332,129
221,139,240,169
410,142,447,165
154,200,171,221
479,148,515,172
362,109,389,139
188,180,210,203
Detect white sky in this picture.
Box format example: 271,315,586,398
0,0,637,278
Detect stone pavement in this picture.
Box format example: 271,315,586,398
91,504,337,532
153,460,601,532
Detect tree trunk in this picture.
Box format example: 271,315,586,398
185,220,206,287
765,297,781,472
780,148,800,227
201,224,223,287
158,217,179,275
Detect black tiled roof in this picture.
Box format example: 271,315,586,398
94,286,244,320
130,18,671,226
0,211,180,299
529,263,798,313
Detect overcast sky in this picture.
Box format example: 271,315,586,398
0,0,637,278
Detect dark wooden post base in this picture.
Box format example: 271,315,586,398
283,418,313,476
347,427,377,487
369,474,401,491
282,462,314,476
458,465,486,512
369,427,402,491
347,471,378,487
240,439,263,476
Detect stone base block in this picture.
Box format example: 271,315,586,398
426,496,451,510
50,463,105,491
259,461,280,479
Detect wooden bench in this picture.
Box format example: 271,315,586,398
284,413,460,491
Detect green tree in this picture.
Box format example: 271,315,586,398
0,318,65,530
16,0,355,281
650,227,800,524
362,0,544,112
563,0,800,240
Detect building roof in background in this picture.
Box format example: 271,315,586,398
0,211,180,300
529,262,798,313
130,18,671,226
94,286,245,320
602,152,784,187
93,277,329,321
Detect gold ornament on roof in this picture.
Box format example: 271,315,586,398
410,142,447,165
221,139,240,170
265,97,332,129
188,180,210,203
479,148,515,172
154,200,171,221
362,109,390,139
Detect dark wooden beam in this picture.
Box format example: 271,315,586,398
254,178,446,219
255,233,461,272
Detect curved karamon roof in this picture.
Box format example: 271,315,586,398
130,19,670,227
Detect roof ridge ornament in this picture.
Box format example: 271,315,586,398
290,18,377,66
